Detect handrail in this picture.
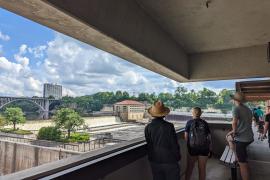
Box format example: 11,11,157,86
2,128,185,180
0,134,124,152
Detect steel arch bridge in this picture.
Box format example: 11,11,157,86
0,96,59,119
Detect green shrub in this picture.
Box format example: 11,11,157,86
68,132,90,143
14,129,33,135
0,115,6,127
0,128,33,135
0,128,12,133
37,127,61,141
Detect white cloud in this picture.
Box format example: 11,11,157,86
62,87,76,97
28,45,47,58
14,44,30,67
0,56,23,73
14,55,29,67
41,34,159,95
0,33,234,97
19,44,27,55
0,31,10,41
0,48,42,97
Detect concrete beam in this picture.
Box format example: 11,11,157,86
189,45,270,81
0,0,189,82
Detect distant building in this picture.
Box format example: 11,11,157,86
114,100,145,121
101,104,114,112
43,83,62,100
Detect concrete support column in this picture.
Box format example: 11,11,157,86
43,99,49,120
266,100,270,112
11,143,17,173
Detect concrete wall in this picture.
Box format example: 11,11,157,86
103,124,230,180
0,141,77,175
209,124,231,156
128,112,144,121
0,123,232,179
103,137,187,180
189,45,270,81
84,116,121,127
0,132,35,139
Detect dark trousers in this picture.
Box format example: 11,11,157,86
268,134,270,148
235,141,252,163
150,162,180,180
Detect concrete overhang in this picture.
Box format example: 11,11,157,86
1,0,270,82
236,80,270,101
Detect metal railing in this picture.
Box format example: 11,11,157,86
0,135,125,152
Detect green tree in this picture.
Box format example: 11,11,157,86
137,92,156,104
197,88,217,109
122,91,130,100
187,89,199,107
158,93,174,107
174,86,192,108
214,89,234,113
54,108,84,138
4,107,26,130
115,91,123,102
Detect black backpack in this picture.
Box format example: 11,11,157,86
188,119,210,149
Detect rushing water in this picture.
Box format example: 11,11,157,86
4,116,122,131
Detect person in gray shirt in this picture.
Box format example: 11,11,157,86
226,92,254,180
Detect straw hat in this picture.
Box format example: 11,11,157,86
230,92,246,103
148,101,170,117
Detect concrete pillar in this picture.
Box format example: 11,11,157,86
266,100,270,113
43,99,49,120
11,143,17,173
38,111,44,120
34,147,39,167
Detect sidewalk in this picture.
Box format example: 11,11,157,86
248,125,270,180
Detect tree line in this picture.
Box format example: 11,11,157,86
61,87,235,114
0,86,239,117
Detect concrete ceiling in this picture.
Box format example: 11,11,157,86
0,0,270,82
137,0,270,53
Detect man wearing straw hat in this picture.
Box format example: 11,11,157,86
226,92,254,180
145,101,181,180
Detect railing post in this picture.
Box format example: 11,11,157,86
88,141,91,151
59,149,61,160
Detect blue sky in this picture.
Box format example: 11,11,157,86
0,7,257,97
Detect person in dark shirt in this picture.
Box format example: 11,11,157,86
184,107,212,180
145,101,181,180
263,107,270,148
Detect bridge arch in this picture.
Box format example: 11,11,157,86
0,99,46,112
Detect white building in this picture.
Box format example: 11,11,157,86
43,83,62,100
114,100,145,121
